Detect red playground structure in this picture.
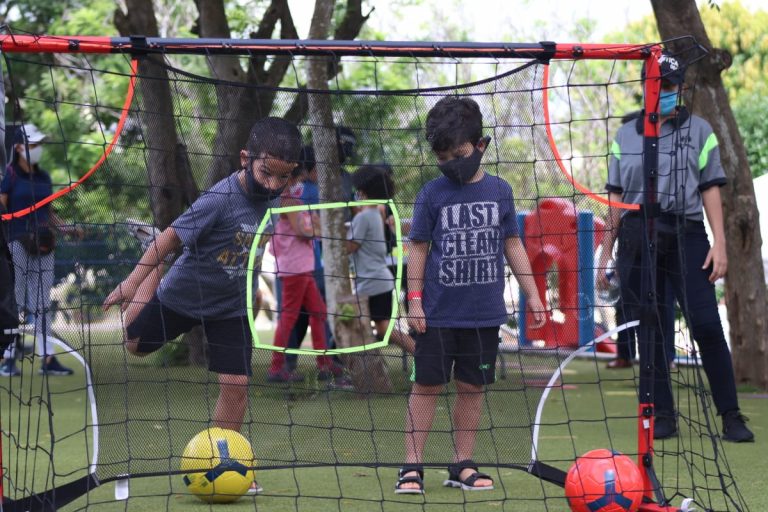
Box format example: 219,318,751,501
518,198,614,352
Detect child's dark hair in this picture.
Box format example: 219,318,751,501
352,164,395,200
246,117,301,162
425,96,483,152
335,126,356,164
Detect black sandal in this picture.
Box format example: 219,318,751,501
395,465,425,494
443,460,494,491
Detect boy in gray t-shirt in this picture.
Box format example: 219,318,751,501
347,165,414,354
103,118,301,448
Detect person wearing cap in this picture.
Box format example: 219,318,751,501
598,52,754,442
605,111,678,372
0,124,79,377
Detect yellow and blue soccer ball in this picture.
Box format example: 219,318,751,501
180,427,256,503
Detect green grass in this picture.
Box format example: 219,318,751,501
1,325,765,511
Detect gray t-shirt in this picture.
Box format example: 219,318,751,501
606,110,726,221
348,207,395,297
158,173,273,319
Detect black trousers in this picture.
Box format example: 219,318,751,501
617,215,739,416
615,287,676,362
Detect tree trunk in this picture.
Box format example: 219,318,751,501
114,0,193,228
306,0,391,394
335,295,392,393
193,0,370,185
115,0,205,366
193,0,261,186
651,0,768,390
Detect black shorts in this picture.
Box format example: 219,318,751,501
412,326,500,386
368,290,394,322
126,293,253,376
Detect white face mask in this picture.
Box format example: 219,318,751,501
25,146,43,166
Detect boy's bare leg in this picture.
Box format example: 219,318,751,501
452,379,492,486
214,373,249,431
401,382,442,489
123,267,163,355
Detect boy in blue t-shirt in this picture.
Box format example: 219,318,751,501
103,117,300,440
396,97,545,494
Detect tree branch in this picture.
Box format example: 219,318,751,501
334,0,372,40
259,0,299,88
194,0,245,82
247,0,284,83
283,85,309,125
279,0,373,126
113,8,130,36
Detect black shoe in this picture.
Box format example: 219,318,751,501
606,358,633,369
721,410,754,443
266,369,305,383
38,356,74,376
654,412,678,440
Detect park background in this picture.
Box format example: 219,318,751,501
1,0,767,510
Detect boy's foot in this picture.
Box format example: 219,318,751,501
0,359,20,377
266,369,305,383
329,375,355,391
721,410,754,443
394,466,424,495
246,481,263,495
38,356,74,376
317,362,345,381
125,218,161,252
444,460,494,491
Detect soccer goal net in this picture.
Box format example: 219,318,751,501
0,34,749,512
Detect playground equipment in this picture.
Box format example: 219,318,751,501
517,198,613,352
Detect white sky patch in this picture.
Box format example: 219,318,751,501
287,0,766,43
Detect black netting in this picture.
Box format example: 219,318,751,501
0,47,749,512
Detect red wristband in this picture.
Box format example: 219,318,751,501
407,291,423,301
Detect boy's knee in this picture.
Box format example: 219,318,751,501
455,380,483,394
124,337,148,357
219,374,249,394
411,383,443,395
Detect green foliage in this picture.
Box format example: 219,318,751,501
611,0,768,177
733,90,768,176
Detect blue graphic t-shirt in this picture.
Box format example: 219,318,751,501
409,173,518,328
0,163,53,241
158,173,275,319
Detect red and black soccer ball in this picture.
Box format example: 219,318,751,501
565,449,645,512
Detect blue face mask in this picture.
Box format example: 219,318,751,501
659,90,679,116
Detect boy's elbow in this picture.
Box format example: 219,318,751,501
163,227,182,248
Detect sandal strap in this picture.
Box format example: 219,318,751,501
396,475,423,485
447,459,479,480
398,465,424,479
460,470,493,487
396,466,424,491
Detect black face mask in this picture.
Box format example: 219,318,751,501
437,136,490,185
246,159,287,201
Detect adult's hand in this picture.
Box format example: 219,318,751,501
703,240,727,283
